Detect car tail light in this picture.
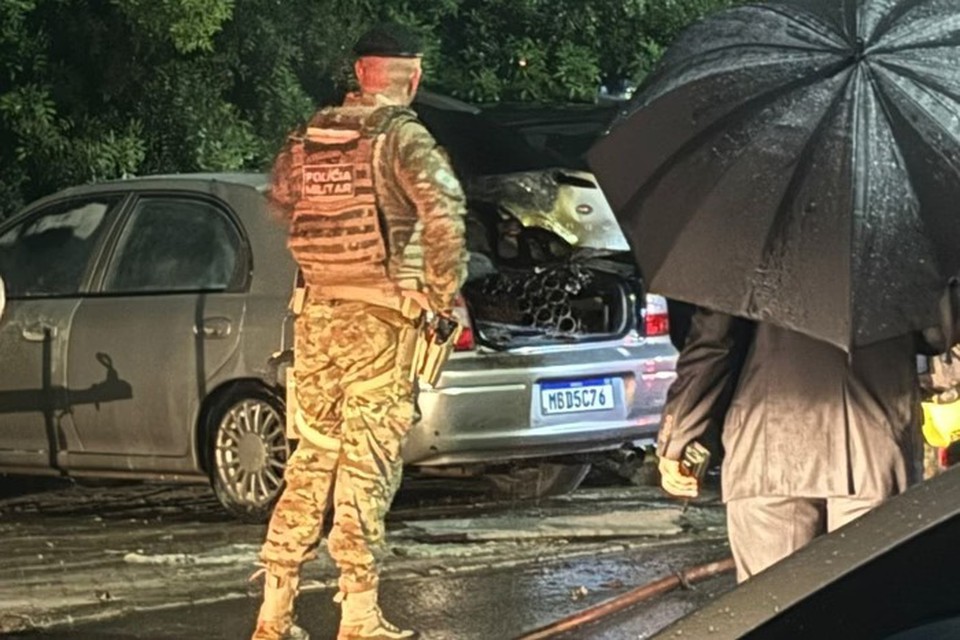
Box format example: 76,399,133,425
451,295,475,351
642,294,670,337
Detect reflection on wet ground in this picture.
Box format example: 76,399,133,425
0,474,730,638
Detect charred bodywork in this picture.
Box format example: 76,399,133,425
460,169,640,349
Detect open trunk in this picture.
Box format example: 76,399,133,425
461,169,642,349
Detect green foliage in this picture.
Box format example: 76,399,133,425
432,0,738,103
136,60,259,172
0,0,736,219
110,0,235,53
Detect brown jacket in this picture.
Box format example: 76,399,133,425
658,308,923,501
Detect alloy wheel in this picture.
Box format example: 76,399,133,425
214,398,288,507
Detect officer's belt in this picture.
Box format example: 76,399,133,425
310,285,423,320
294,410,342,454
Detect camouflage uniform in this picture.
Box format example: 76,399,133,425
254,89,467,640
262,299,417,589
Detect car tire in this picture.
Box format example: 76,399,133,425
484,462,591,501
207,383,291,523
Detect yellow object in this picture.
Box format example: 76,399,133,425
921,400,960,448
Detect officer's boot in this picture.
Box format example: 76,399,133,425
251,570,310,640
335,589,417,640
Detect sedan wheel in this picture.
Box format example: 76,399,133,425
209,385,290,522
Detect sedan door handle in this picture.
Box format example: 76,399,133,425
22,324,57,342
196,317,232,339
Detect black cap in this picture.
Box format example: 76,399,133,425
353,23,424,58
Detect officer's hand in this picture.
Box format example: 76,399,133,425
659,456,699,498
401,290,433,314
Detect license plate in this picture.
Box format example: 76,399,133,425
539,378,617,415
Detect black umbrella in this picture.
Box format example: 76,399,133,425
587,0,960,351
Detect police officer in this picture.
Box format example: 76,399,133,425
251,23,468,640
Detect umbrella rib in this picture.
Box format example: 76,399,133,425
633,49,846,122
646,5,848,87
619,56,853,232
848,66,871,352
746,68,857,335
868,62,959,276
634,4,850,113
873,57,960,106
756,4,851,50
868,10,960,56
847,61,953,346
655,42,845,72
872,63,960,188
872,38,960,57
863,2,925,47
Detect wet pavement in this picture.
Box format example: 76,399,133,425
10,542,734,640
0,474,733,639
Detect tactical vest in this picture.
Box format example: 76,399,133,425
286,106,415,289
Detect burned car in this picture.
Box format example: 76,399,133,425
0,101,676,520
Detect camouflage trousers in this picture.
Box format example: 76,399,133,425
259,298,417,594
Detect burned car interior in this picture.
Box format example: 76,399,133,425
461,181,640,349
414,92,646,350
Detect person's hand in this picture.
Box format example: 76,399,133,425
401,289,432,313
659,456,699,498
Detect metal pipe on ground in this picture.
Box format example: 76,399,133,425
515,557,737,640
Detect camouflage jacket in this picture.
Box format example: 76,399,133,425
268,92,468,312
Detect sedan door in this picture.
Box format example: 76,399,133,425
63,193,247,470
0,196,124,470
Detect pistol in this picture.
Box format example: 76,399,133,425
434,315,459,344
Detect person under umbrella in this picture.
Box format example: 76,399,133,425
588,0,960,581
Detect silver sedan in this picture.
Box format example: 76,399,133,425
0,171,676,520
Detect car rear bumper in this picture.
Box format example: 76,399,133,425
402,335,677,466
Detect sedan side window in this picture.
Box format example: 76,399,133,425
103,197,242,294
0,198,119,298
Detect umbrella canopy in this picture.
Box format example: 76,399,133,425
587,0,960,351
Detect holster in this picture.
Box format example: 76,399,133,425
291,286,307,316
410,317,463,387
286,270,306,440
285,278,432,440
285,366,299,441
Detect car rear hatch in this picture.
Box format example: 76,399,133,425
460,168,653,350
